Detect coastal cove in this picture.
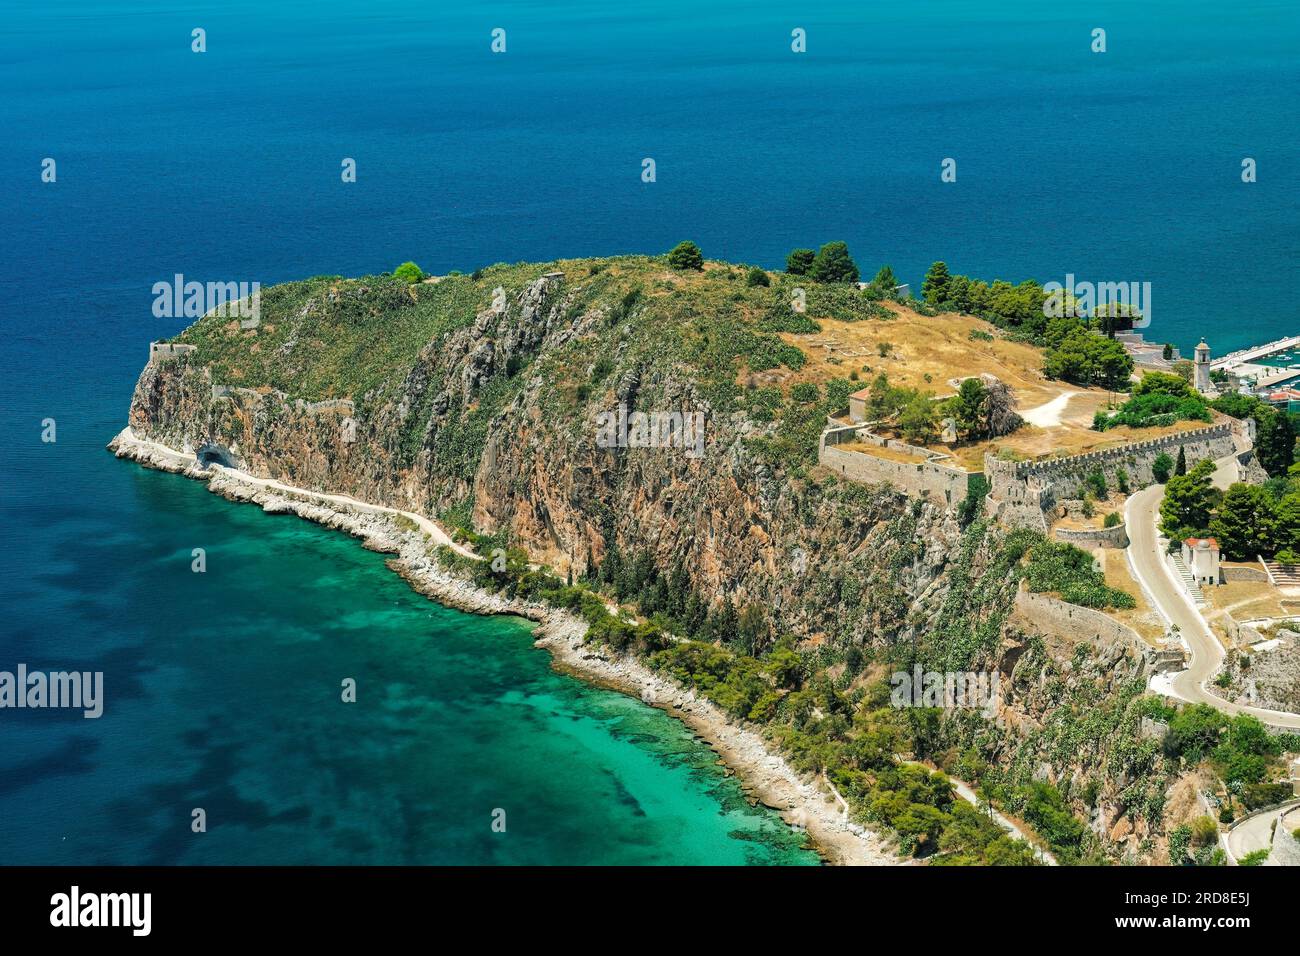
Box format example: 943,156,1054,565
105,427,893,865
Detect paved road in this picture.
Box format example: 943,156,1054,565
1124,456,1300,729
1226,801,1300,862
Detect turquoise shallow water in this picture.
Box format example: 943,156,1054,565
0,459,817,865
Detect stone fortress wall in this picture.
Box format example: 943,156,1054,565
148,341,197,362
820,415,1241,532
984,421,1237,531
818,425,974,507
1012,586,1147,656
1053,524,1130,549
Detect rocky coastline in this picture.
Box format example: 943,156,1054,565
107,427,896,866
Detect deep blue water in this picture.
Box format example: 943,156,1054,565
1,0,1296,863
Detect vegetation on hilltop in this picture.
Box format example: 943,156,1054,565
1210,392,1297,477
919,261,1135,390
1094,371,1211,431
162,246,1294,865
174,250,1026,474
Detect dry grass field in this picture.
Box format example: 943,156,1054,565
1099,549,1167,643
785,302,1211,472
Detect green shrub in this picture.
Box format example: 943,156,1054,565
1152,452,1174,483
745,266,770,287
790,382,819,405
1023,540,1135,609
393,261,425,284
1189,815,1219,846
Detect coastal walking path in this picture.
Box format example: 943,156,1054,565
111,428,899,866
1123,453,1300,730
899,760,1057,864
113,427,480,560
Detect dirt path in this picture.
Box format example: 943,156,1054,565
1021,391,1077,428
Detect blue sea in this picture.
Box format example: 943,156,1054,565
1,0,1296,864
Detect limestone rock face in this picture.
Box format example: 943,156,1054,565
123,276,969,649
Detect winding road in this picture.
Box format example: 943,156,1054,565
1226,801,1300,863
1124,454,1300,729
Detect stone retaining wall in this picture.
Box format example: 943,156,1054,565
1223,565,1269,583
1012,587,1147,657
1054,523,1130,549
818,428,973,507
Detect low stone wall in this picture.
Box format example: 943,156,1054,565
819,429,973,507
1054,523,1129,549
1012,587,1147,657
148,342,197,363
1223,564,1269,584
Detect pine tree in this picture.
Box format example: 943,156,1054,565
1159,459,1218,539
1175,445,1187,476
921,261,951,303
808,241,860,283
666,240,703,271
1256,410,1297,476
785,248,815,275
868,264,898,295
1210,484,1269,561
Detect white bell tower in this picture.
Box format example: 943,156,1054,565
1194,338,1212,394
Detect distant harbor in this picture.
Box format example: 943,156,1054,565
1121,331,1300,403
1210,335,1300,394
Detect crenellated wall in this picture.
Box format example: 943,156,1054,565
987,421,1236,530
821,417,1241,529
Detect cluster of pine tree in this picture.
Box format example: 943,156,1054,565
595,543,771,654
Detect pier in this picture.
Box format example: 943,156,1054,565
1210,334,1300,370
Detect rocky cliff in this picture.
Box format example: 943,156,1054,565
128,260,969,648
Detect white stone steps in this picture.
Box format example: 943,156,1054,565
1170,553,1207,606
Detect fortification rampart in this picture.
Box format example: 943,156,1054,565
818,427,973,506
986,421,1236,530
149,342,197,363
813,415,1240,528
1053,524,1130,549
1012,586,1149,658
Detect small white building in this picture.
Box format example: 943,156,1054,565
1182,537,1221,586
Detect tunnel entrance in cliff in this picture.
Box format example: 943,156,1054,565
196,442,238,469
